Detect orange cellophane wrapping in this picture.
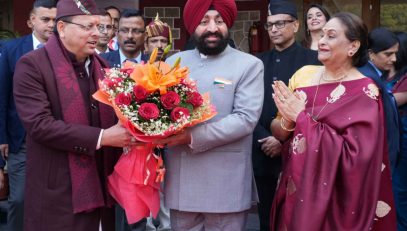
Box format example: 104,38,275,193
93,71,216,224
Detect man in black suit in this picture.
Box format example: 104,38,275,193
101,9,148,67
0,1,56,230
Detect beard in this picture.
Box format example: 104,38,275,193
193,31,229,56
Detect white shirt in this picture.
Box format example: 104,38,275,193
119,49,142,66
32,33,43,50
95,47,110,54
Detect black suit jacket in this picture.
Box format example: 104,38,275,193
253,42,320,177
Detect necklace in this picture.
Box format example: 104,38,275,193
321,70,348,82
310,70,347,121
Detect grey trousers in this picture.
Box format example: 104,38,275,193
170,209,248,231
7,144,26,231
146,190,171,231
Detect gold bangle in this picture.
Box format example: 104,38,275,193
280,117,295,131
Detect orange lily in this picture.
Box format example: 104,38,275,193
123,48,189,95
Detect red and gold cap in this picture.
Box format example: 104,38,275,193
145,13,172,43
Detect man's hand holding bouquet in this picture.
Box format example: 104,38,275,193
93,47,216,224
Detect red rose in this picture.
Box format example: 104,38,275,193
106,77,123,88
138,103,160,120
161,91,181,110
133,85,148,102
186,92,203,107
115,92,132,106
170,107,190,122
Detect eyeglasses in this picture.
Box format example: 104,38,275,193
62,20,104,33
98,24,114,32
264,20,295,30
118,28,146,36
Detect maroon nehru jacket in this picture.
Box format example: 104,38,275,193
183,0,237,34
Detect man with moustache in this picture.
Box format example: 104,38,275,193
143,13,172,231
252,1,319,230
158,0,264,230
12,0,134,230
101,9,148,67
0,1,56,230
96,11,114,54
144,14,171,60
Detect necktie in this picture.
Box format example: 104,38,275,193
36,43,44,49
126,58,138,63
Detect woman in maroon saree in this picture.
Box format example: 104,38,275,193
270,13,397,231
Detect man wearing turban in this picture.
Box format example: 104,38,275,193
144,13,172,60
141,14,173,231
158,0,264,230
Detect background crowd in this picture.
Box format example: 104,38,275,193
0,0,406,231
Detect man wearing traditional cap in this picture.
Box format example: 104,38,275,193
254,1,319,230
143,17,172,231
13,0,134,230
101,8,148,68
144,14,171,60
0,1,56,230
142,21,173,231
158,0,264,230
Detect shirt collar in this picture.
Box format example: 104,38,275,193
369,60,383,77
95,47,109,54
32,33,43,50
274,41,298,54
119,49,142,65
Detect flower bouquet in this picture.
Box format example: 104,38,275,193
93,47,216,223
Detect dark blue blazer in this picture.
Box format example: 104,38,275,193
0,34,33,153
100,50,149,67
358,61,381,80
358,62,400,170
